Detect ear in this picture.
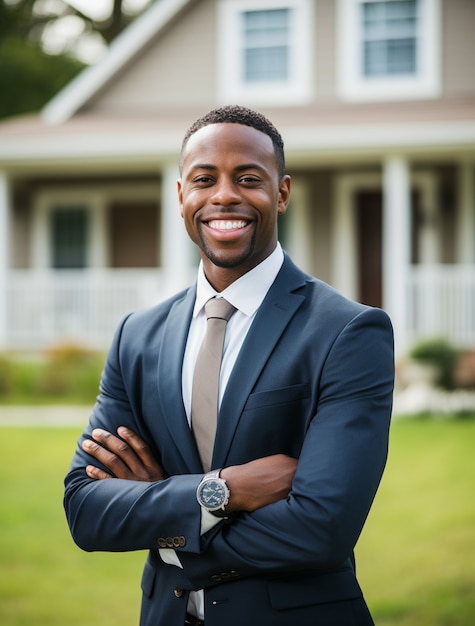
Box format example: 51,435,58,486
177,179,183,217
277,175,291,216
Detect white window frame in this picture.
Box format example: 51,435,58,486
33,190,106,270
32,184,160,270
337,0,441,102
217,0,314,106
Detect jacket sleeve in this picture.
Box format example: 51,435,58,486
63,314,204,564
177,307,394,590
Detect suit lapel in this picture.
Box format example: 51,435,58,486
156,286,203,473
213,257,307,469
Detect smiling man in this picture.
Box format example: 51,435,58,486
64,105,394,626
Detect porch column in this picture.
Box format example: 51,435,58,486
457,160,475,263
382,156,411,355
160,163,196,298
0,171,10,349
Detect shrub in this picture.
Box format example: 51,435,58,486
0,347,105,404
0,354,14,395
409,337,459,390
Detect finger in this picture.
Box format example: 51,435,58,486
117,427,160,470
117,427,168,481
82,436,131,479
85,464,113,480
92,428,140,469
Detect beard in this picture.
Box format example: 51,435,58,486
197,228,257,269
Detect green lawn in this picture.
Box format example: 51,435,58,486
356,417,475,625
0,418,474,625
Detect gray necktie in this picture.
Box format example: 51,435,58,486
191,297,236,472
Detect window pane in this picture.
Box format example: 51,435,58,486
245,47,288,81
387,38,416,73
361,0,418,76
243,9,290,83
51,207,88,269
364,38,416,76
364,40,387,75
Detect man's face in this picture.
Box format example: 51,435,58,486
178,123,290,289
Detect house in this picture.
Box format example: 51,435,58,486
0,0,474,354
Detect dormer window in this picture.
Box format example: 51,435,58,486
362,0,418,77
218,0,313,106
338,0,441,101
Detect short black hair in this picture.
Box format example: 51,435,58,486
180,105,285,178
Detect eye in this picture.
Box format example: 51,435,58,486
238,175,260,185
193,175,214,185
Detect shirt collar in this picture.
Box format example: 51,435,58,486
193,243,284,318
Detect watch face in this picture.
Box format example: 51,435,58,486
198,479,226,510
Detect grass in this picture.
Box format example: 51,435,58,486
356,416,475,625
0,427,144,626
0,417,474,625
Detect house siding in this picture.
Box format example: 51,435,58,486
109,200,160,268
12,202,31,269
442,0,475,97
315,0,337,103
306,169,333,282
85,0,216,114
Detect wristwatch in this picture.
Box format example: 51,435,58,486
196,469,230,517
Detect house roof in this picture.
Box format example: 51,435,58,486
0,0,474,170
42,0,195,125
2,98,475,171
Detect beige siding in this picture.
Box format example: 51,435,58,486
315,0,337,103
12,204,31,269
86,0,217,114
109,200,160,268
282,170,333,283
307,170,333,282
442,0,475,97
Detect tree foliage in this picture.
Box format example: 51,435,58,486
0,0,151,120
0,35,85,119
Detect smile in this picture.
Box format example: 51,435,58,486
207,220,249,230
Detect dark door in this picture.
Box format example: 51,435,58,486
356,191,382,308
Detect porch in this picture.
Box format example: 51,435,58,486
407,264,475,347
4,265,475,351
5,268,192,349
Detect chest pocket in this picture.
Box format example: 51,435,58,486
232,383,312,459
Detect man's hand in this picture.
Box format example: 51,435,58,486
82,427,167,482
221,454,298,513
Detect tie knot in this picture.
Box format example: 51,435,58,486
205,297,236,322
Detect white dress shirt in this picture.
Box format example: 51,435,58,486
160,243,284,619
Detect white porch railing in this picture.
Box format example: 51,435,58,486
406,264,475,348
6,269,178,349
5,265,475,351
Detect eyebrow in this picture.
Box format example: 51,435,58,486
189,163,266,173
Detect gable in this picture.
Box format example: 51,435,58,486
83,0,216,114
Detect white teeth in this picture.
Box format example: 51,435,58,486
208,220,247,230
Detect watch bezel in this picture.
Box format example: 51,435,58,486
196,469,230,514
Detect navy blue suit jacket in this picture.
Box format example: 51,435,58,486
64,254,394,626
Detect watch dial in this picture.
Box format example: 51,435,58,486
200,479,225,508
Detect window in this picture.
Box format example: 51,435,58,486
362,1,418,76
338,0,440,101
218,0,313,105
50,206,89,269
243,9,290,83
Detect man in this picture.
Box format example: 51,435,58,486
64,105,394,626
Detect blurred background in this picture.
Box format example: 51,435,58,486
0,1,474,624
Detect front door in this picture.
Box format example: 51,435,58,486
356,191,382,308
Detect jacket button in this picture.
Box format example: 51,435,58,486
174,587,184,598
173,535,186,547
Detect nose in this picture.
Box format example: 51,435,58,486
210,177,241,206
